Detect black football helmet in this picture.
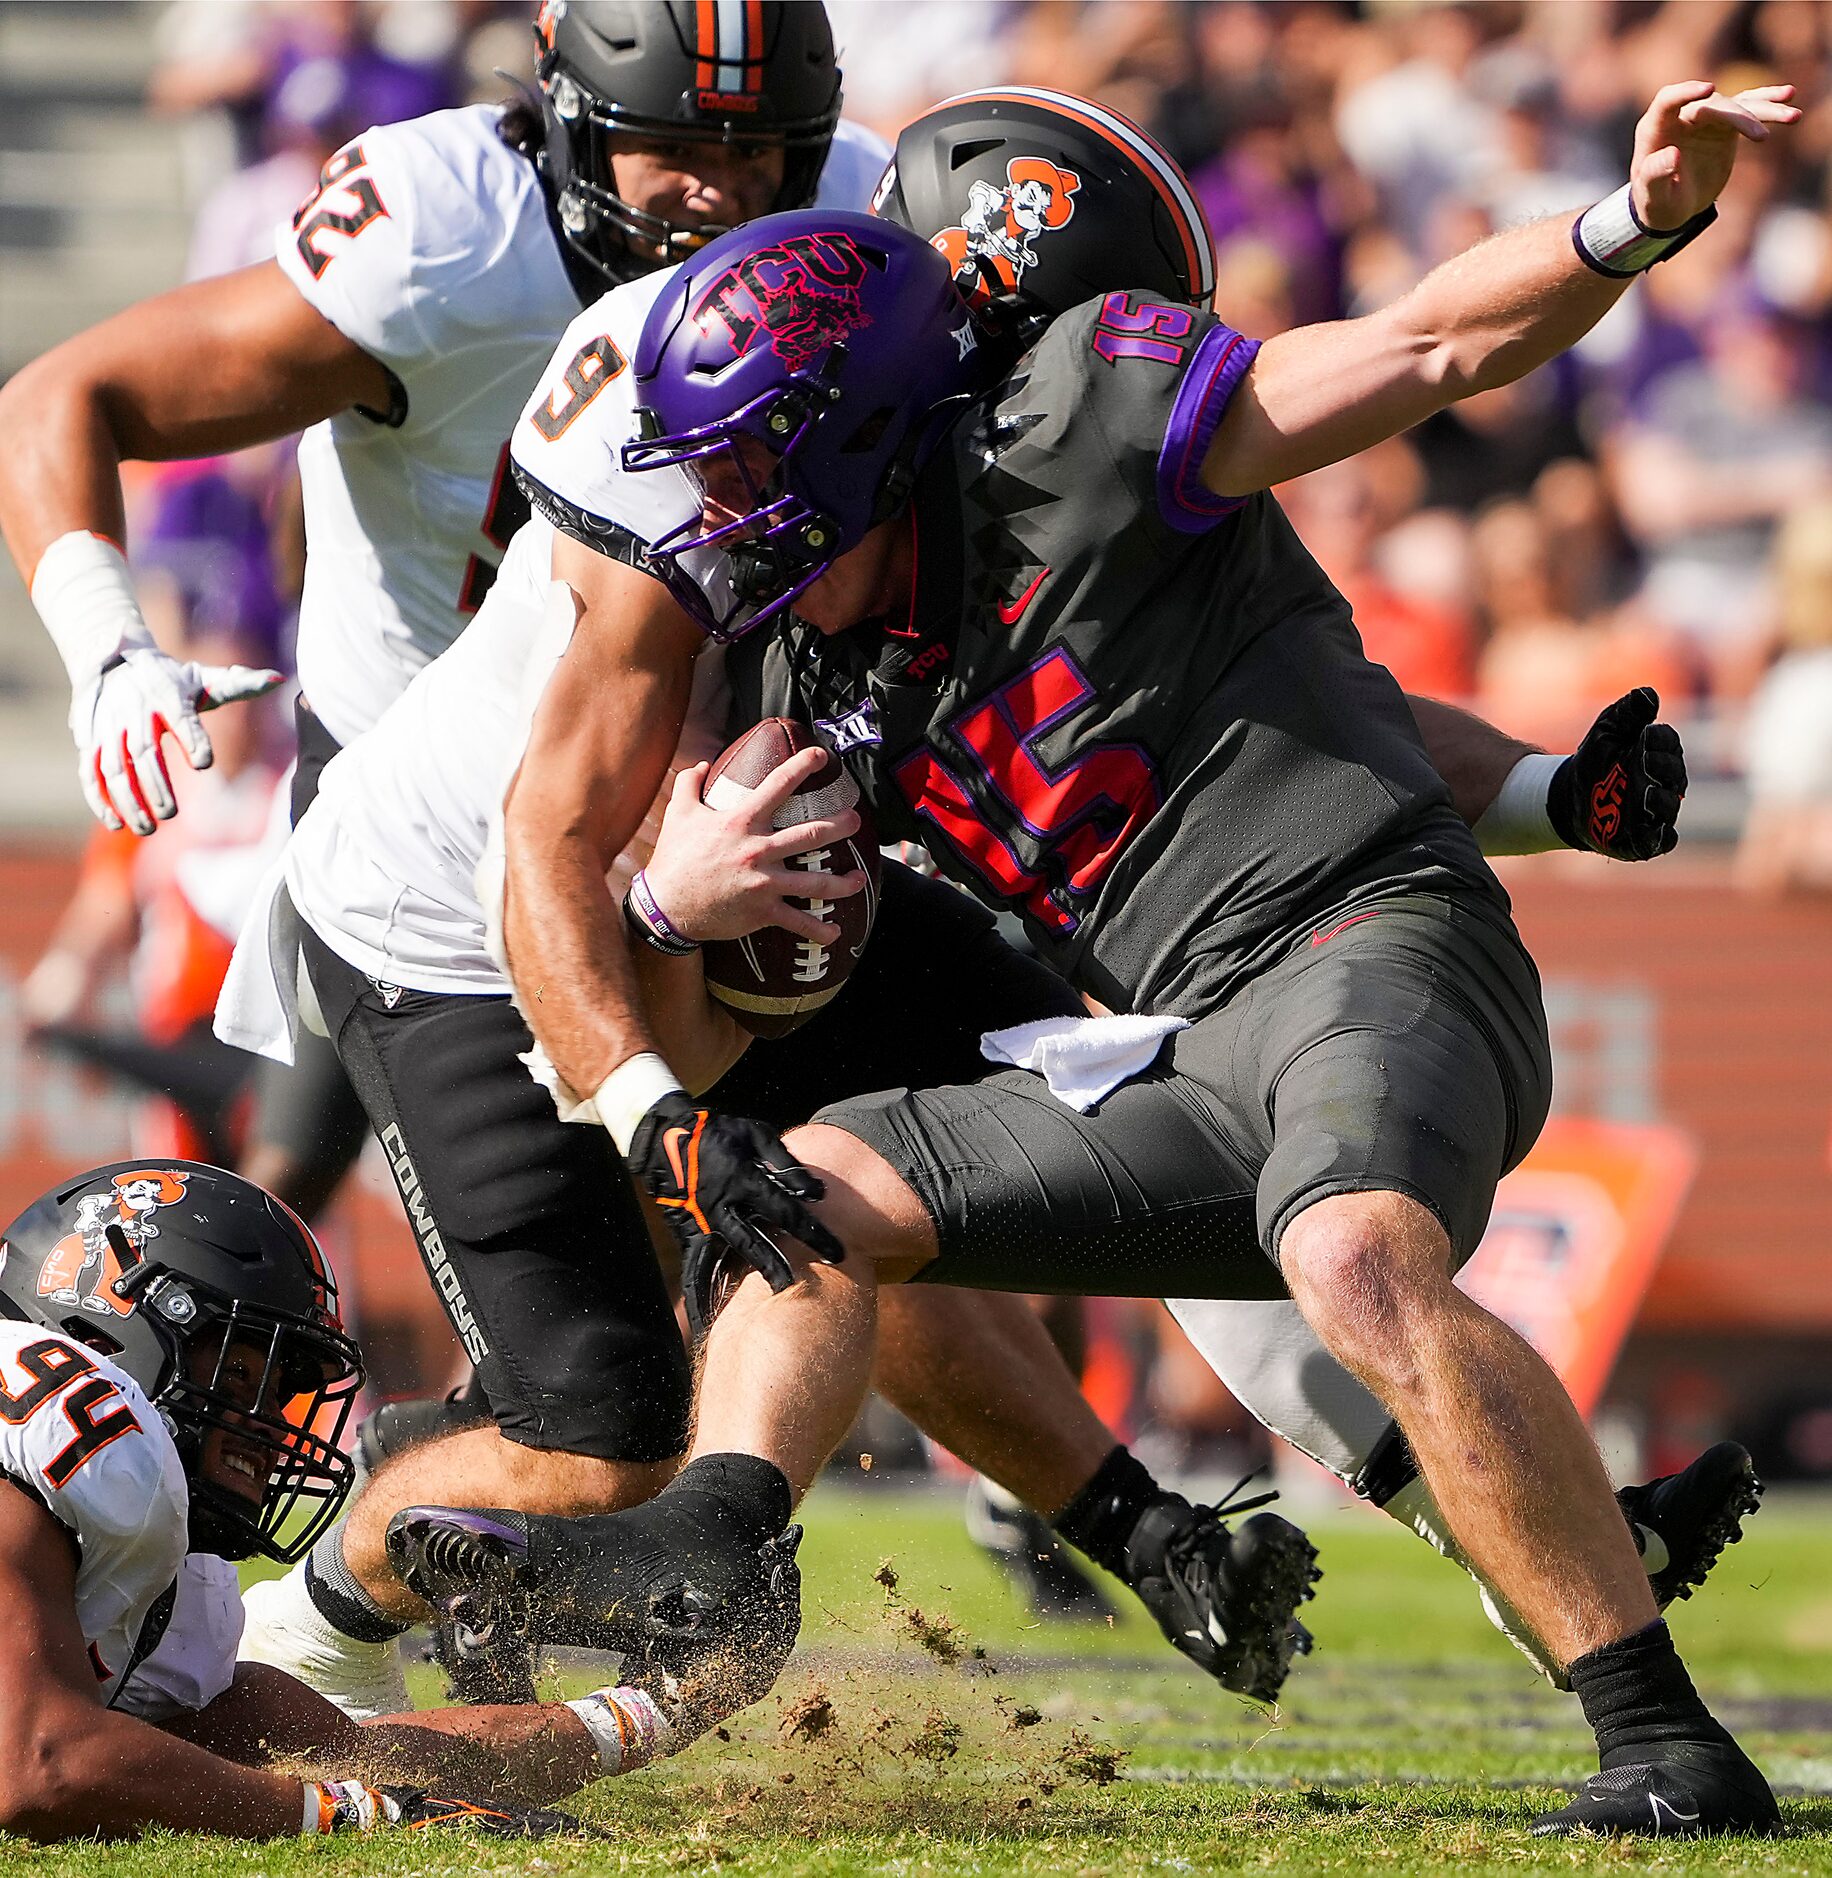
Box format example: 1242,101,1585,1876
0,1161,362,1564
532,0,841,287
873,85,1216,352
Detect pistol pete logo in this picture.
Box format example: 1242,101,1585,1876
38,1168,191,1320
932,157,1081,305
694,229,874,372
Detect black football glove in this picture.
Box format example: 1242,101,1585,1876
1547,687,1688,861
629,1091,845,1336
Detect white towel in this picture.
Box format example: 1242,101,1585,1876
980,1012,1189,1112
212,854,305,1066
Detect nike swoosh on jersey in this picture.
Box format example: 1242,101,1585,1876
1310,910,1383,947
997,568,1049,626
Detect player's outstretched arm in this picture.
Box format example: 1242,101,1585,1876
0,263,391,834
166,1661,613,1811
1412,688,1687,861
1203,83,1798,498
0,1485,306,1839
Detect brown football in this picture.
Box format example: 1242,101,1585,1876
699,718,880,1039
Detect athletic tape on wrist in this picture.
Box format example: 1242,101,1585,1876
30,530,153,690
624,868,700,954
595,1052,685,1156
565,1685,678,1773
303,1778,395,1833
1573,183,1718,278
1472,751,1565,857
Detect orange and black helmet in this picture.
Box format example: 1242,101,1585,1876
0,1161,362,1563
874,86,1215,350
535,0,842,287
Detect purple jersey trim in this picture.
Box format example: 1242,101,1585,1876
1155,324,1261,535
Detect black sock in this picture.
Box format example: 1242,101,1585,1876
306,1523,410,1643
1051,1446,1162,1578
650,1452,795,1554
528,1453,794,1651
1568,1620,1733,1769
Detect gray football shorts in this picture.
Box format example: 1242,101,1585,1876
814,891,1553,1298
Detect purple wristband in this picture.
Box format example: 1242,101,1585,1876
623,869,699,955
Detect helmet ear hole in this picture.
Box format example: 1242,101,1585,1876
842,407,895,455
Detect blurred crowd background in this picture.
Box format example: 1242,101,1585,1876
0,2,1827,1506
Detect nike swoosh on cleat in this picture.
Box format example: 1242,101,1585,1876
1635,1523,1671,1576
1648,1795,1701,1832
997,568,1049,626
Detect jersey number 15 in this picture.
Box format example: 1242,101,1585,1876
894,649,1161,936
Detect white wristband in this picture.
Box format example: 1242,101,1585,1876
30,530,153,690
1472,751,1565,857
565,1685,677,1773
1573,183,1717,278
594,1051,685,1156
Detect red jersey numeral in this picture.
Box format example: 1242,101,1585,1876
894,649,1161,935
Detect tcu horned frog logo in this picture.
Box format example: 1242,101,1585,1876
933,158,1081,303
36,1169,191,1321
695,229,874,373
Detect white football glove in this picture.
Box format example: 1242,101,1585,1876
73,647,282,834
32,530,281,836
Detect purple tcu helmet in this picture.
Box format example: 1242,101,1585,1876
621,208,981,638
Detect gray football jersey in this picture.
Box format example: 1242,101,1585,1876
736,293,1502,1017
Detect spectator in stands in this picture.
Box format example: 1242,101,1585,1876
1737,497,1832,893
1281,442,1477,703
1474,498,1690,751
1606,293,1832,694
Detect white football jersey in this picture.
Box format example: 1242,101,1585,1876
0,1321,240,1719
277,107,890,750
273,126,891,996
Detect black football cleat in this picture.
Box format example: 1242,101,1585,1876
386,1502,804,1729
388,1507,538,1706
964,1475,1116,1621
1618,1442,1764,1609
1531,1740,1780,1838
1123,1488,1320,1705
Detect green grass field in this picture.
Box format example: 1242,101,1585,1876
20,1485,1832,1875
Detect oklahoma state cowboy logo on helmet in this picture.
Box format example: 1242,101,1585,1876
932,156,1081,304
37,1167,191,1321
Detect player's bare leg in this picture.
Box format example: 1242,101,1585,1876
342,1431,675,1620
1279,1189,1652,1660
1280,1188,1776,1833
873,1287,1111,1516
